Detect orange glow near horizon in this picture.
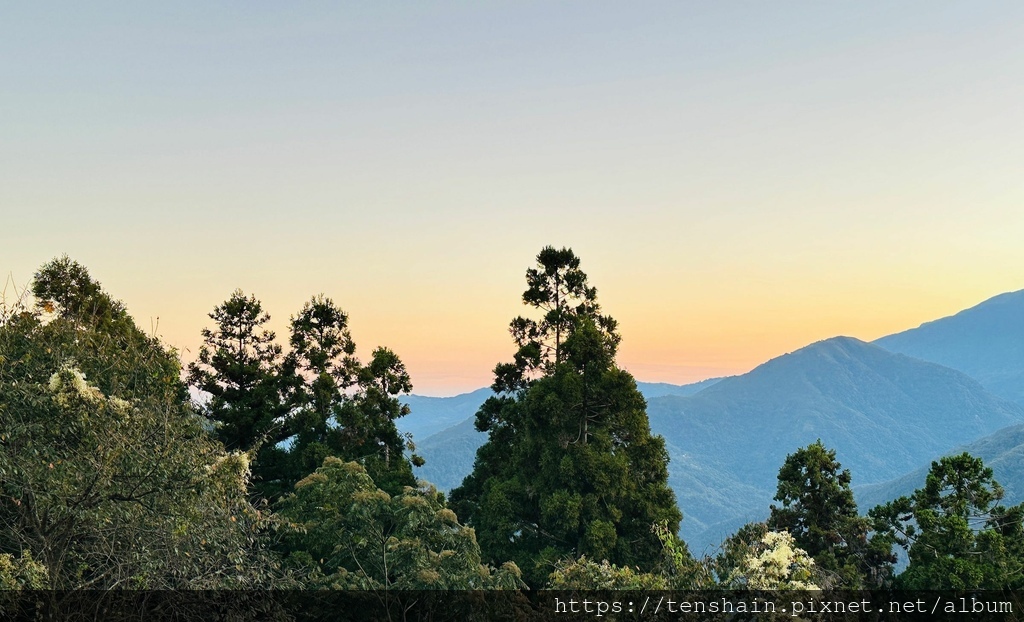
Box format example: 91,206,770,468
89,266,1020,397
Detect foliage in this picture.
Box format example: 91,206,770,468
492,245,618,393
768,440,892,587
339,345,419,494
0,258,278,589
0,551,48,590
548,556,667,590
709,522,771,585
870,452,1024,589
277,457,523,590
723,530,818,590
284,296,419,496
186,289,291,498
548,521,711,589
451,247,682,587
652,520,713,588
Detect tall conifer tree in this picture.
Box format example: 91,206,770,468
284,296,418,494
450,246,681,586
768,441,890,587
187,290,290,498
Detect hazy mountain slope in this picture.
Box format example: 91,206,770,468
648,336,1024,548
635,378,723,398
857,423,1024,512
875,290,1024,405
413,416,484,494
651,337,1023,487
397,388,493,440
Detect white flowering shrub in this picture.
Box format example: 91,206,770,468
727,530,818,590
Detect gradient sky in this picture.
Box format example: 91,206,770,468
4,2,1024,395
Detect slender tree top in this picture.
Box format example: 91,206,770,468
493,246,619,393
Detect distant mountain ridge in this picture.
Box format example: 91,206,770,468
875,289,1024,405
398,379,723,443
646,336,1024,549
402,290,1024,553
398,388,494,440
407,336,1024,553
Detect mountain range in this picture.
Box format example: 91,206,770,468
856,422,1024,513
875,290,1024,406
646,336,1023,549
399,289,1024,553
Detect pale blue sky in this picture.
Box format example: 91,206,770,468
4,2,1024,393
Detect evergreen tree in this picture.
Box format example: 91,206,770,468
284,296,358,482
492,245,618,393
342,345,420,494
768,440,891,587
870,452,1024,589
187,290,290,498
284,296,419,495
450,246,681,586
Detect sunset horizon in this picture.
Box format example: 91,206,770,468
6,2,1024,395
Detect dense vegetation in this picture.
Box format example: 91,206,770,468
450,247,681,586
1,251,1023,594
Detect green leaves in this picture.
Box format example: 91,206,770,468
452,247,681,587
870,452,1024,589
189,291,419,500
284,296,417,496
1,258,279,590
767,440,882,587
278,457,522,590
493,246,618,393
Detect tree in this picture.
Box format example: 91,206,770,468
276,457,523,590
767,441,892,587
450,247,682,586
870,452,1024,589
283,296,358,484
284,296,419,495
341,345,420,494
723,530,818,590
0,258,277,589
187,290,290,498
492,246,618,393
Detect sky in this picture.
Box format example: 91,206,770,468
3,2,1024,395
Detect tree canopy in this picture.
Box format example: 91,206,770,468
768,440,892,587
0,258,275,589
8,255,1022,601
282,296,419,496
450,246,681,586
277,456,522,590
870,452,1024,589
186,290,291,499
